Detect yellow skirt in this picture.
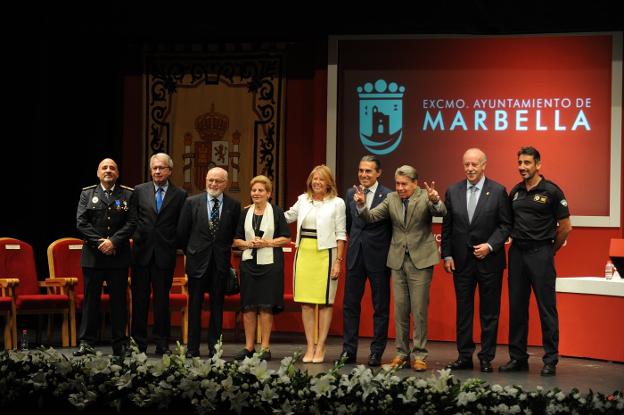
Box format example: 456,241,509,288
293,236,338,305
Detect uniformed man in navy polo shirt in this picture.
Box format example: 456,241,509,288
500,147,571,376
75,158,137,357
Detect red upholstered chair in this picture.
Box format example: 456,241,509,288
0,278,19,349
169,250,188,344
0,237,77,347
221,250,243,338
47,237,133,347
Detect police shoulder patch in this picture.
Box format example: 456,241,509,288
82,184,97,190
120,185,134,191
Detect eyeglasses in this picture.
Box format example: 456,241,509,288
151,166,171,171
207,178,226,184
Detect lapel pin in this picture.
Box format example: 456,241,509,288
92,196,99,203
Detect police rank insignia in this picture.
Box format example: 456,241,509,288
533,194,548,204
92,196,99,204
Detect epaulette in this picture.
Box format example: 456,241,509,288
120,185,134,191
82,184,97,190
541,178,564,193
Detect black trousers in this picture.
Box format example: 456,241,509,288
79,267,128,352
342,253,391,356
453,259,502,362
187,260,225,354
508,243,559,365
131,259,174,350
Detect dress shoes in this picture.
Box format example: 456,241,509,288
480,360,493,373
336,351,357,364
155,346,172,356
540,363,557,376
387,355,409,369
446,359,473,370
73,342,95,357
411,358,427,372
233,348,255,361
499,359,529,372
258,348,272,361
368,352,382,367
185,349,200,358
113,344,129,358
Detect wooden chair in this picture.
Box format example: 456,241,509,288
0,278,19,349
0,237,76,347
169,250,188,344
47,237,131,347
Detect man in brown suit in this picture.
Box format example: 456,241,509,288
355,165,446,371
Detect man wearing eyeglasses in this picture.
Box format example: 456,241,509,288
131,153,187,355
177,167,241,358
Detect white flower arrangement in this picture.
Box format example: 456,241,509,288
1,342,622,414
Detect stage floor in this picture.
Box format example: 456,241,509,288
57,331,623,394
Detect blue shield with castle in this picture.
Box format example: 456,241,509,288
358,79,405,155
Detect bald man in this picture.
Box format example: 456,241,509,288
177,167,241,358
441,148,512,373
75,158,137,357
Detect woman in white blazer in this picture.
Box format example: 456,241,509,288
284,165,347,363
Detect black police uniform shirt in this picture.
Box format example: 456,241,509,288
76,184,137,268
509,175,570,242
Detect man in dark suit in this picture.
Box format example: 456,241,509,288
131,153,187,355
75,158,137,357
340,155,392,367
441,148,512,373
177,167,240,357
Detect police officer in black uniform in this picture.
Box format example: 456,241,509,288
500,147,571,376
75,158,137,357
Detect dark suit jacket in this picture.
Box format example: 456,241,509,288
77,184,137,268
441,178,512,274
345,184,392,273
177,192,240,279
132,181,187,270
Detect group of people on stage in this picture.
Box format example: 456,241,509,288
73,145,571,377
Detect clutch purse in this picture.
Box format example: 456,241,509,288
225,267,240,296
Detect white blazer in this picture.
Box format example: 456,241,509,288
284,194,347,249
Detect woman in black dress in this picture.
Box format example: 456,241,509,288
232,175,291,361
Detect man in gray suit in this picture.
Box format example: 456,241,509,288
355,165,446,371
441,148,512,373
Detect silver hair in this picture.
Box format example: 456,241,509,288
150,153,173,169
395,165,418,181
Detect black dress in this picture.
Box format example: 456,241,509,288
235,204,291,313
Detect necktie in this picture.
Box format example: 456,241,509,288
363,188,371,208
402,198,409,224
467,185,477,223
210,198,220,226
155,187,163,213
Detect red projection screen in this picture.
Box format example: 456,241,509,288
327,33,622,227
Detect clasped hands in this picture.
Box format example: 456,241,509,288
97,238,116,255
246,237,271,249
444,244,491,273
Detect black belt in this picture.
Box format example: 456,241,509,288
512,239,553,250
